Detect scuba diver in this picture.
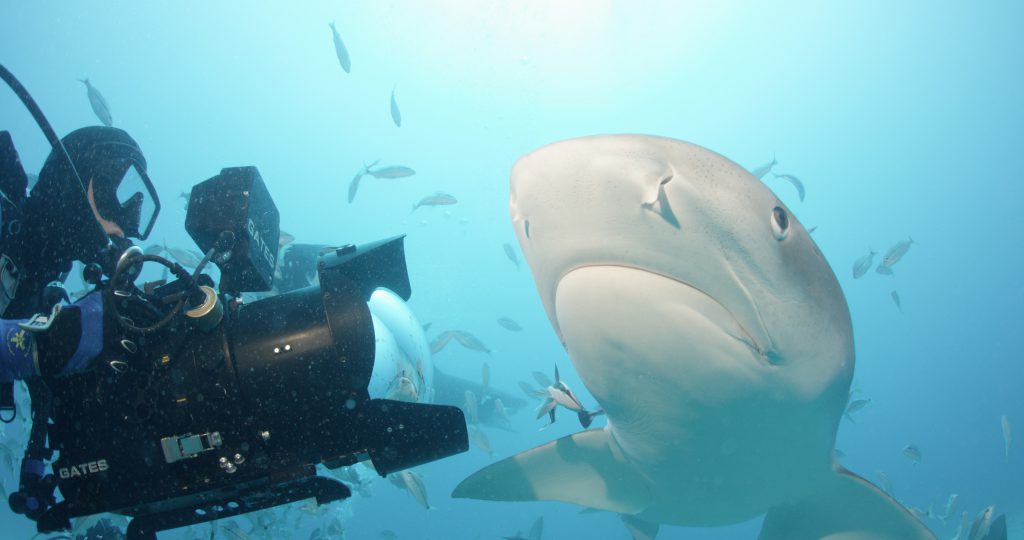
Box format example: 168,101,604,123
0,65,471,540
0,122,159,523
0,124,158,380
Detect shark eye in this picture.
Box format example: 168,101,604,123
771,206,789,241
524,219,531,239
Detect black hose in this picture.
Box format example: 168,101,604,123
0,65,64,152
0,63,96,284
108,252,191,334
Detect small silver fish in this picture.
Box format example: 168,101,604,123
347,171,364,204
429,330,456,354
537,364,603,428
464,390,479,425
412,192,457,212
852,249,876,279
347,160,378,203
278,230,295,248
79,78,112,126
1002,415,1011,459
493,398,513,429
470,427,493,456
390,86,401,127
397,470,431,509
967,505,994,540
940,494,959,524
954,511,970,540
503,243,520,269
497,316,522,331
772,172,805,202
367,164,416,179
891,290,902,312
882,237,915,268
902,443,922,464
453,330,492,354
546,364,585,413
163,243,202,268
844,398,871,421
750,154,777,180
328,22,351,73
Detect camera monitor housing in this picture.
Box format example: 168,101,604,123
185,166,279,293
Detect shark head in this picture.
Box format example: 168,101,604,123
510,134,853,408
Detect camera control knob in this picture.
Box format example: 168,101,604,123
185,285,223,331
218,457,237,474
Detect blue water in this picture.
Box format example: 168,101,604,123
2,1,1021,538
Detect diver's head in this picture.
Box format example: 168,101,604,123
29,126,159,264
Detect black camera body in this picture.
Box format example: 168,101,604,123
37,167,468,539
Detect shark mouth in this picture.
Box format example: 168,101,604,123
553,264,773,367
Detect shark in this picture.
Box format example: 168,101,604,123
452,134,936,540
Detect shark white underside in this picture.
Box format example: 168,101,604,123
452,135,935,540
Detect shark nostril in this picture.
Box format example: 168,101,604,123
642,175,680,229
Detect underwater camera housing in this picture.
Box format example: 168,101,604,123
37,167,468,539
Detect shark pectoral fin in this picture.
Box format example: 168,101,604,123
758,466,937,540
620,514,659,540
451,428,651,514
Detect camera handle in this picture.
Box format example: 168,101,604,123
107,231,234,335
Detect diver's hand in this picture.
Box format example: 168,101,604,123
33,292,104,378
